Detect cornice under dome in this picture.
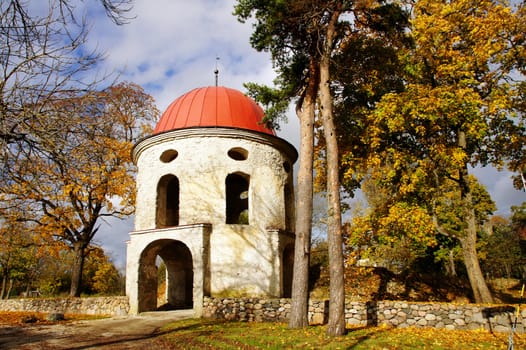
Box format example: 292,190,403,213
133,127,298,165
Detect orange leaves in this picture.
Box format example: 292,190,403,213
1,82,159,259
0,82,161,295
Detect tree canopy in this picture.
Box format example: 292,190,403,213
0,0,143,296
1,82,159,296
347,0,526,303
0,0,134,146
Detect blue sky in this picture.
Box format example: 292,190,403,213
80,0,524,270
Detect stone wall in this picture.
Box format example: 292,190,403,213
203,297,526,333
2,295,524,334
0,296,129,317
203,297,292,322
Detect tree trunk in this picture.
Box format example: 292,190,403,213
447,249,456,277
460,201,494,303
69,242,86,297
0,273,7,300
289,61,317,329
6,278,13,299
319,7,345,337
457,131,493,304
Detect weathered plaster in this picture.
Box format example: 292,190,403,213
127,127,297,316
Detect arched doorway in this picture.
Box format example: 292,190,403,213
138,239,193,312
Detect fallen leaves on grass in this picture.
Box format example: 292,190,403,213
358,325,524,350
155,319,526,349
0,311,51,325
0,311,106,326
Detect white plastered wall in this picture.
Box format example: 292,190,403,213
128,128,296,313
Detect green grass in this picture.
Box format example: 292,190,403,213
153,318,526,349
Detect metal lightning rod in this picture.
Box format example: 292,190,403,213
214,56,220,87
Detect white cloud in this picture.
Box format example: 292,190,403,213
88,0,275,109
93,215,134,272
471,166,525,216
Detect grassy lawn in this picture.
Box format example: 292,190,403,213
153,318,526,349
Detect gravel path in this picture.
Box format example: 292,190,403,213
0,309,194,349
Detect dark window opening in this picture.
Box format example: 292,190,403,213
226,173,249,224
156,175,179,228
228,147,248,161
160,149,178,163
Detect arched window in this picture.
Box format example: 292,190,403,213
225,173,249,224
156,175,179,228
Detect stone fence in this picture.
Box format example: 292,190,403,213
1,295,524,334
203,297,526,334
0,296,129,317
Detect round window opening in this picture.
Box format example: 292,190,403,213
228,147,248,161
160,149,178,163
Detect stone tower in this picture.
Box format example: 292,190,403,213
126,86,297,315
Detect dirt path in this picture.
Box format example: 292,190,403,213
0,309,194,349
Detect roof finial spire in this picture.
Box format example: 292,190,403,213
214,56,220,86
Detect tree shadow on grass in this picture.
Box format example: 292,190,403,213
63,321,208,350
345,325,391,349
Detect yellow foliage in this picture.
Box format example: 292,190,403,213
377,203,436,247
1,81,159,260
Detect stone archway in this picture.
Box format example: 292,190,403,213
138,239,193,312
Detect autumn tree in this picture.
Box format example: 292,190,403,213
364,0,526,303
0,1,137,297
83,246,124,295
1,82,158,296
0,217,34,299
346,168,437,275
480,216,524,280
480,202,526,279
511,202,526,244
0,205,58,298
0,0,133,148
36,250,73,296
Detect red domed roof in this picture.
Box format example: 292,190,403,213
154,86,275,135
